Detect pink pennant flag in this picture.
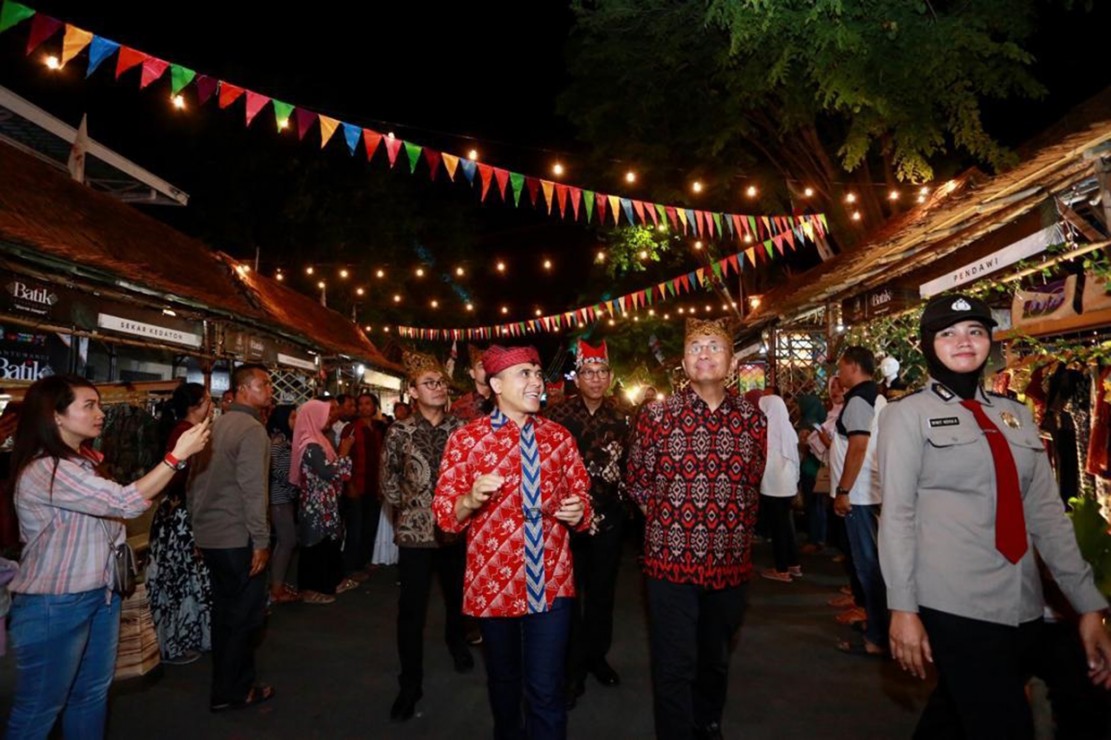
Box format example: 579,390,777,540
783,228,796,250
569,187,582,220
244,91,270,126
363,130,383,162
383,136,403,167
139,57,169,89
666,207,678,230
632,200,645,224
294,108,318,141
646,202,659,226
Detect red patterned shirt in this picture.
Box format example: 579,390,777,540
626,387,767,589
450,390,492,422
433,411,592,617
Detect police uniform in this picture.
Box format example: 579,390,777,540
878,379,1107,737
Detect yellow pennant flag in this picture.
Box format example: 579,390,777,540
695,267,705,285
541,180,555,214
745,247,757,266
677,209,688,232
318,115,340,149
442,153,460,181
61,25,93,67
607,195,620,225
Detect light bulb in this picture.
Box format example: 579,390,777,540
339,269,349,279
625,171,637,184
306,266,314,275
845,192,857,204
745,185,758,198
415,267,425,277
803,187,815,197
455,266,465,277
376,269,385,278
552,162,564,176
468,149,478,161
171,95,186,110
45,55,61,70
393,294,402,303
692,180,703,193
694,241,703,250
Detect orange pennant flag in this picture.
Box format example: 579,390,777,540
541,180,555,214
218,82,245,109
695,267,706,285
632,200,645,224
61,25,92,67
442,153,460,181
318,115,340,148
745,247,757,266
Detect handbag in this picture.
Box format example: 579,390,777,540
100,520,138,598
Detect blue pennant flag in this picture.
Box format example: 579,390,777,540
342,123,361,155
87,37,119,78
620,198,634,225
460,159,477,185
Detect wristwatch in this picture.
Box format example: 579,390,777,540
835,487,850,496
163,453,187,471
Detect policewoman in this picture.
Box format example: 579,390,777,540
877,293,1111,739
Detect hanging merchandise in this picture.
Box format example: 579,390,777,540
0,2,828,243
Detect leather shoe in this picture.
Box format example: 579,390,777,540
390,689,422,722
696,722,724,740
590,659,620,686
565,677,585,710
451,645,474,673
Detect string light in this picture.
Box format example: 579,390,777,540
543,259,552,270
743,234,753,244
455,266,465,277
917,194,927,204
691,180,704,193
663,313,670,320
393,294,402,303
749,297,761,309
496,261,506,273
625,171,637,184
376,269,385,278
678,307,685,314
415,267,425,277
277,118,290,131
171,94,186,110
275,272,284,281
745,185,758,198
608,319,615,326
466,303,474,312
384,326,390,333
595,250,606,262
888,190,900,201
803,187,815,197
638,250,649,259
305,266,314,275
845,192,857,204
364,325,372,332
633,316,639,322
355,287,365,296
316,281,325,289
656,224,667,232
501,306,509,315
44,55,61,70
339,269,349,279
552,162,564,177
705,304,712,312
851,211,862,221
694,241,703,250
919,186,929,196
430,299,439,308
534,309,542,317
648,309,655,316
468,149,479,161
387,131,395,139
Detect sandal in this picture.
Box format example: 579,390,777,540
301,590,336,605
835,607,867,625
270,589,300,604
336,578,360,594
760,568,793,582
211,683,275,712
837,638,887,659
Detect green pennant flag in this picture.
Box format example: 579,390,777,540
584,191,595,222
404,142,423,174
509,172,525,207
272,100,294,127
764,240,774,258
0,1,34,33
712,212,723,236
170,65,195,95
711,261,723,279
748,215,758,237
645,289,653,306
655,204,667,226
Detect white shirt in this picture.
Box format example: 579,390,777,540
829,394,886,506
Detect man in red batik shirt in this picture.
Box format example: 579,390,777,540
626,318,767,740
434,345,591,740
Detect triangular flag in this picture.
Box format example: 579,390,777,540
711,261,723,280
747,215,758,238
632,200,645,224
653,204,665,227
244,91,270,126
607,195,621,225
712,212,723,237
819,213,829,234
728,254,740,273
194,74,217,105
695,268,706,285
666,206,678,230
383,136,403,167
555,183,569,216
541,180,555,213
139,57,169,89
61,25,92,67
404,142,423,174
783,228,796,250
25,13,61,55
86,36,118,77
620,198,634,225
362,129,383,161
509,172,525,206
494,168,510,200
115,46,145,80
526,177,541,206
746,248,757,266
169,64,195,95
764,240,775,258
694,210,705,236
442,153,460,181
218,81,244,109
677,209,689,233
0,1,34,34
67,113,88,183
761,216,772,237
584,191,595,222
569,187,582,220
272,100,294,131
477,164,494,200
424,149,442,180
291,108,317,140
460,158,477,184
318,114,340,147
596,193,608,223
342,123,361,154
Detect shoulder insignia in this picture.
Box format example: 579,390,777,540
931,383,954,401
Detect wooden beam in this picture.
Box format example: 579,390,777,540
1058,200,1105,241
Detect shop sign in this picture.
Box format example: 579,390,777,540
842,286,918,324
1010,275,1079,329
363,369,402,390
277,352,317,372
918,224,1063,298
1,272,77,322
224,328,275,362
0,327,70,380
97,312,203,348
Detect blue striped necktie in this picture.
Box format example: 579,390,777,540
520,420,547,613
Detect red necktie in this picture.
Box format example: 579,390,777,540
960,399,1028,563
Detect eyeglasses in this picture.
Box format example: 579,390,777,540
417,379,447,390
578,368,611,380
686,342,726,356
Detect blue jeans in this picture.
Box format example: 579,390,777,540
5,589,121,740
844,504,888,647
479,598,572,740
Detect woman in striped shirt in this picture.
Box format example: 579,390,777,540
4,375,210,740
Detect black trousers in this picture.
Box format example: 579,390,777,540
1033,620,1111,739
299,537,343,594
340,496,381,574
397,543,467,692
915,607,1043,740
645,578,748,740
568,513,624,679
759,495,799,572
200,546,267,705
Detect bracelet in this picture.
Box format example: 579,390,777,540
162,459,178,471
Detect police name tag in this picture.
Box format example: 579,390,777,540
929,417,960,428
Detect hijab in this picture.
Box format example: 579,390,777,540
289,399,336,487
759,394,799,465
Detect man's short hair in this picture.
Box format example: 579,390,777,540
336,393,352,405
840,346,875,376
232,363,268,392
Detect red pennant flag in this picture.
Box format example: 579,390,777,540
728,254,741,273
26,14,62,56
596,193,607,224
115,46,145,80
424,149,442,181
363,129,383,161
555,184,569,217
732,215,745,240
218,81,244,109
569,187,582,220
294,108,318,141
195,75,218,105
632,200,645,224
139,57,168,89
477,164,494,201
783,228,796,250
678,275,690,293
646,203,659,226
666,207,678,230
244,91,270,126
693,210,704,236
383,136,403,167
773,235,786,255
525,177,541,206
494,167,510,200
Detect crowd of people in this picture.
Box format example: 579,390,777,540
1,294,1110,739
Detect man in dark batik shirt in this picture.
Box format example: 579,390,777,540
546,339,630,708
450,344,493,422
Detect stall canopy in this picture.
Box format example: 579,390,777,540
747,87,1111,328
0,140,395,371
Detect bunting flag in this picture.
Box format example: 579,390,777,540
1,2,828,246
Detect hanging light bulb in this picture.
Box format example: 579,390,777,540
317,281,326,289
638,250,649,259
430,299,439,309
455,266,465,277
364,326,372,332
663,313,670,320
534,309,542,317
44,55,61,70
277,118,290,131
275,272,285,281
607,319,615,326
171,94,186,110
376,269,385,278
466,303,474,312
648,309,656,316
625,170,637,184
743,234,753,244
694,241,703,250
496,261,506,273
468,149,479,161
306,266,314,275
393,294,402,303
339,268,349,279
596,250,606,262
888,190,900,201
501,306,509,315
543,259,552,270
851,211,862,221
845,192,857,204
552,162,564,177
692,180,704,193
745,185,758,198
803,187,815,197
415,267,425,277
356,287,365,296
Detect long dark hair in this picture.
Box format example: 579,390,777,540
267,404,296,441
159,382,206,449
6,375,99,513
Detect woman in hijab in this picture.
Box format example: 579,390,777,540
879,293,1111,737
758,394,802,581
290,399,355,605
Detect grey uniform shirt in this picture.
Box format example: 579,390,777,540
877,380,1107,626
